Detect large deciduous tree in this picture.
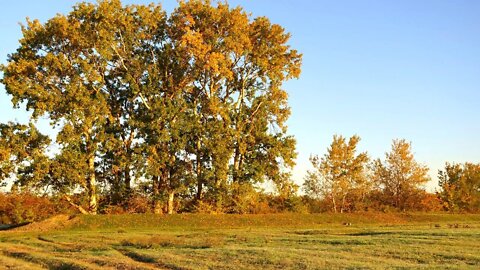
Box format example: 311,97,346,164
1,0,168,214
303,135,370,213
1,0,301,214
168,0,301,211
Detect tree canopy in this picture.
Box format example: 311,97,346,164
0,0,301,214
438,162,480,212
303,135,370,213
372,139,430,210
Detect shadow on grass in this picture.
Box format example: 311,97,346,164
116,248,187,270
0,222,31,231
119,235,224,250
318,239,371,245
117,249,156,263
290,230,329,235
3,250,85,270
347,231,395,236
37,235,55,243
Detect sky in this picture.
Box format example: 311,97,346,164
1,0,479,192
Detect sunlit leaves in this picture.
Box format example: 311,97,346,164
1,0,301,214
438,162,480,211
372,139,430,210
303,135,370,213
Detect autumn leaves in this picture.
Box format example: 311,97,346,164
0,0,301,214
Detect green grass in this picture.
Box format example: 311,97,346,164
1,213,479,269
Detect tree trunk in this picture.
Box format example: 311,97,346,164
152,175,162,214
395,184,401,209
194,99,203,201
87,155,97,215
238,155,243,181
196,146,203,200
233,147,240,182
167,191,175,214
125,167,131,192
124,130,134,193
332,196,337,213
64,195,89,215
233,146,243,183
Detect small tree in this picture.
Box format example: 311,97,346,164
303,135,370,213
372,139,429,210
438,162,480,212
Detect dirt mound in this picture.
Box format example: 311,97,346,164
12,214,79,232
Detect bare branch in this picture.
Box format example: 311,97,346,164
139,92,151,110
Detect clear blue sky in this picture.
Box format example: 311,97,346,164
1,0,479,191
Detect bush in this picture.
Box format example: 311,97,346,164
0,192,72,224
419,193,444,212
100,194,151,214
267,194,308,213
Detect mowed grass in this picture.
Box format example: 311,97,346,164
0,213,479,269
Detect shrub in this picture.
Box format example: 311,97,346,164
100,194,151,214
0,192,72,224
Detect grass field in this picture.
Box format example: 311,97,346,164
0,213,479,269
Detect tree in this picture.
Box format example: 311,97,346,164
1,0,301,214
303,135,370,213
168,0,301,211
438,162,480,212
1,0,169,214
271,172,303,212
372,139,429,210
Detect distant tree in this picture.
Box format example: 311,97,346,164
272,172,303,212
303,135,370,213
438,162,480,212
372,139,429,210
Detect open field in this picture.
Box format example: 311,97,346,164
1,213,480,269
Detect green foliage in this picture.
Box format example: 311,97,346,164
0,0,301,214
0,122,51,190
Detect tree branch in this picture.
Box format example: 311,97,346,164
139,93,151,110
64,195,89,215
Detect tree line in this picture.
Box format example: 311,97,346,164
1,1,478,219
304,135,480,213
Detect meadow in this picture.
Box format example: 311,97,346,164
0,213,479,269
